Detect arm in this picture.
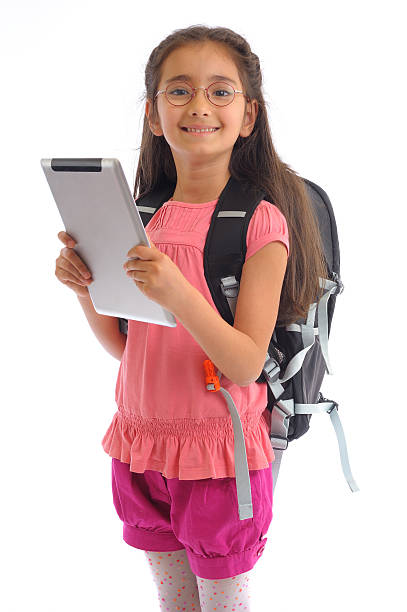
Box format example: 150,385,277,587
171,240,288,387
172,283,263,387
77,293,127,361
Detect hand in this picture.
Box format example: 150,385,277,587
55,231,93,298
123,233,191,312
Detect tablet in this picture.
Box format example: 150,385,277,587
41,158,177,328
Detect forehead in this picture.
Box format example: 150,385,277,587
159,41,241,86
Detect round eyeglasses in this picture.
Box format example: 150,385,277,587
154,80,250,107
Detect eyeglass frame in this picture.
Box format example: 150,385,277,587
154,80,250,107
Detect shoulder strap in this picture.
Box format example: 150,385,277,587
203,175,266,325
136,179,176,224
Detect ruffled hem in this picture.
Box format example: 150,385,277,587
101,408,275,480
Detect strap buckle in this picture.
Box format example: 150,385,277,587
327,401,338,414
269,435,289,450
332,272,344,295
319,393,338,414
203,359,220,392
263,355,281,384
220,276,239,298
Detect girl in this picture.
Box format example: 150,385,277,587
56,24,327,612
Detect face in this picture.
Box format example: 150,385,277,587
145,41,258,164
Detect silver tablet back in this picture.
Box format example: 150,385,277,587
41,158,177,327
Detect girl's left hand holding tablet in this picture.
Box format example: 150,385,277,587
123,233,191,313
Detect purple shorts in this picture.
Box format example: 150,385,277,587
111,458,273,579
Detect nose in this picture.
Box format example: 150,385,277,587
188,87,211,114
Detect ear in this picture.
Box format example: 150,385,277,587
240,98,258,138
145,98,163,137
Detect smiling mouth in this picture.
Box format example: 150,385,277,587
181,127,220,133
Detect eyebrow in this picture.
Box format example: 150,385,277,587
164,74,238,87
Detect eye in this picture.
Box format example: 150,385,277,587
169,88,189,96
212,89,232,97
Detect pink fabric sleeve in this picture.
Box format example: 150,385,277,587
245,200,290,261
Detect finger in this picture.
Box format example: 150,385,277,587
129,269,148,284
126,268,141,280
127,243,151,258
58,231,76,247
56,260,92,284
63,280,89,295
61,247,92,279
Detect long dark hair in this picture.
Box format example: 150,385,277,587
133,24,328,326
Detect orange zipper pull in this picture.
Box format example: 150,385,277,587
204,359,220,392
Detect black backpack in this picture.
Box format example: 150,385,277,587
119,174,359,520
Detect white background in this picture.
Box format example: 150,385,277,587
1,1,406,610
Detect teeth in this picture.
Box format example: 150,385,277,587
186,127,218,133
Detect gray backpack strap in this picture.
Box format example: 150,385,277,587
295,398,359,492
278,276,358,492
217,273,359,518
267,275,358,492
206,368,254,520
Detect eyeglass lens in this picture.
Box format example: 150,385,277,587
166,81,235,106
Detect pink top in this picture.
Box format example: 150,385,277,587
101,197,290,479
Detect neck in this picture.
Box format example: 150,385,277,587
170,159,231,203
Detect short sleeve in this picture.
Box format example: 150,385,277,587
245,200,290,261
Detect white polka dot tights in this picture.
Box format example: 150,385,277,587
145,549,251,611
